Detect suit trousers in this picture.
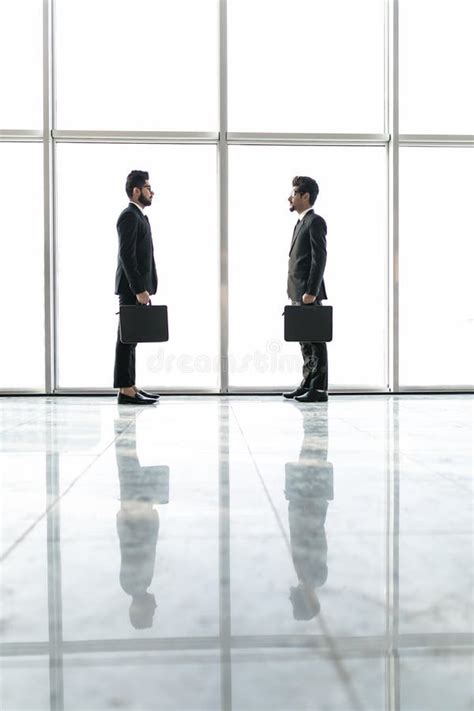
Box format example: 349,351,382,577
113,291,137,388
292,300,328,392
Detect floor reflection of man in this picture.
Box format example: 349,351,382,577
285,404,333,620
114,415,169,629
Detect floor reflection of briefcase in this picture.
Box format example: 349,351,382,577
139,466,170,505
284,304,333,342
119,304,169,344
119,465,170,505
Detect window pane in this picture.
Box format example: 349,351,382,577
399,148,474,387
228,146,387,389
0,144,44,389
54,0,218,131
228,0,384,133
400,0,474,133
56,144,219,389
0,0,43,129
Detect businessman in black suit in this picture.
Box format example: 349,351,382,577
114,170,159,405
284,176,328,403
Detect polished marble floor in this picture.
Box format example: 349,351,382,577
0,394,472,711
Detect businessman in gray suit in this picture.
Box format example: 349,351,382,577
284,176,328,403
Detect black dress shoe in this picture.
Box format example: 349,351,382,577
283,387,308,399
117,392,156,405
294,390,328,403
137,389,160,400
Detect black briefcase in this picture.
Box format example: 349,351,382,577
284,304,333,342
120,465,170,505
119,304,169,344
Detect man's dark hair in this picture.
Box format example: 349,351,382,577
125,170,149,199
292,176,319,206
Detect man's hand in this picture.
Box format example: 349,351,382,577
302,293,317,304
136,290,151,305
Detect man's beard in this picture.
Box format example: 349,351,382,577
139,190,152,207
289,204,295,212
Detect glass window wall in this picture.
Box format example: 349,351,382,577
0,143,45,389
399,0,474,134
0,0,43,129
0,0,472,392
228,0,385,133
399,147,474,387
55,144,219,390
54,0,219,131
228,146,387,388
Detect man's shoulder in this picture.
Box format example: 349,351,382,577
308,212,327,232
117,204,141,225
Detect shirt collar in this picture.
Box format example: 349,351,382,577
297,207,313,222
130,201,145,214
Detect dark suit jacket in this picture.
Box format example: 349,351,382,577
115,203,158,296
287,209,327,302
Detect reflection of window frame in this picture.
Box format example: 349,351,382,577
2,400,470,709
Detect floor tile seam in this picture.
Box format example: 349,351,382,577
0,411,147,564
0,412,53,437
396,451,473,494
228,404,364,711
228,406,293,551
329,415,396,445
331,415,472,443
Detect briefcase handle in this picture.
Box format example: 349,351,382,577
115,298,152,315
281,302,321,316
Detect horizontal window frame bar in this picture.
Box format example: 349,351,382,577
393,386,474,393
0,390,50,396
51,130,220,144
400,134,474,146
2,132,473,147
0,130,43,142
227,386,389,393
50,388,222,396
227,132,390,146
1,388,472,396
19,387,391,395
